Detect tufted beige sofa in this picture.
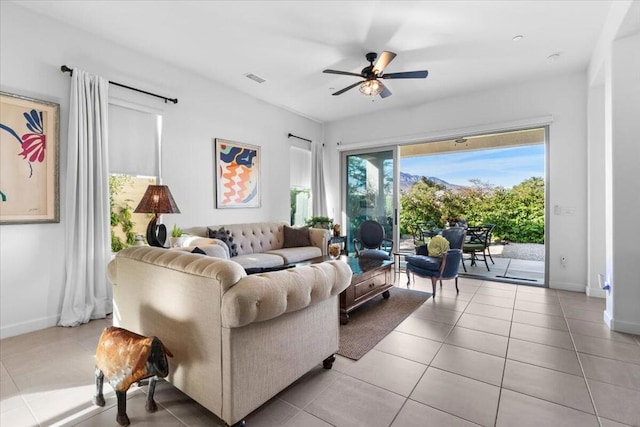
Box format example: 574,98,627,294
108,246,352,426
182,221,330,269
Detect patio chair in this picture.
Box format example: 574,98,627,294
353,220,393,260
406,249,462,297
462,224,495,271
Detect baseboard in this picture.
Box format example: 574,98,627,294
609,316,640,335
0,314,59,339
548,281,585,293
585,286,607,298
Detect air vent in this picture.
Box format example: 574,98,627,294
244,73,266,83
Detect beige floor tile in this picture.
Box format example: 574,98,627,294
563,306,605,323
517,285,557,295
588,379,640,426
560,298,606,313
566,318,638,344
599,417,634,427
391,399,479,427
513,299,564,316
243,398,299,427
375,331,443,365
579,352,640,390
445,326,508,357
475,287,516,299
509,321,574,350
572,333,640,365
0,362,10,383
424,295,471,312
502,359,594,413
436,288,476,301
515,292,559,305
512,309,568,331
278,366,342,409
496,389,599,427
470,294,515,309
283,410,333,427
431,344,504,386
147,380,225,426
0,376,23,414
306,375,405,427
347,349,427,396
395,316,454,342
331,354,356,373
507,338,582,375
465,302,513,321
456,313,511,337
411,367,500,427
481,281,516,291
410,305,463,325
0,401,39,427
72,390,192,426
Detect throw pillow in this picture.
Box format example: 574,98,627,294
283,225,311,248
427,235,450,258
207,227,238,257
191,246,206,255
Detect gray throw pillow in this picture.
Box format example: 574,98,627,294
207,227,238,257
283,226,311,248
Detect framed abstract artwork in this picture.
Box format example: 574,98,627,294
214,138,261,208
0,92,60,224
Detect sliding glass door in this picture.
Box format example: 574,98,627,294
343,148,396,254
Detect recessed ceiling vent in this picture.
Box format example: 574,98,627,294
244,73,266,83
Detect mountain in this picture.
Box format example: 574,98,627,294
399,172,462,192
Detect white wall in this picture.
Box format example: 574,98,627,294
324,73,589,291
0,2,320,338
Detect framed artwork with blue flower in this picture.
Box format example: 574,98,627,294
214,138,261,208
0,92,59,224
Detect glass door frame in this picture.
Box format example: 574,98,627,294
339,145,401,255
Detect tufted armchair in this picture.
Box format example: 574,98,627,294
109,246,352,427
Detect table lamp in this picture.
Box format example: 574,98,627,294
134,185,181,247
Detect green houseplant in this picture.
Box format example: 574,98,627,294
170,224,184,248
304,216,334,230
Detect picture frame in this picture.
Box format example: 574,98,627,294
0,92,60,224
214,138,261,208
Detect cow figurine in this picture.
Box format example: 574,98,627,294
93,326,173,426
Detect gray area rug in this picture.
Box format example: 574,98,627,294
338,287,432,360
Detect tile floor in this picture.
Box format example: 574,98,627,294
1,276,639,427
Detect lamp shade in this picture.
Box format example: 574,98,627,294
134,185,181,214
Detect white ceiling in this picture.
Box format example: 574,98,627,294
14,0,613,123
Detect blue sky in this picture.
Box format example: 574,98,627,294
401,144,545,188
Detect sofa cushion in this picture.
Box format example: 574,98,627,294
283,226,311,248
207,227,238,257
266,246,322,264
231,252,286,269
174,244,229,259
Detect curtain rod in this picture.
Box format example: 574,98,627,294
287,133,312,143
60,65,178,104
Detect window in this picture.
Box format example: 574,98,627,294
108,102,162,251
290,144,311,226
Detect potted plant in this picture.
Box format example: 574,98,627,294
170,224,184,247
304,216,334,230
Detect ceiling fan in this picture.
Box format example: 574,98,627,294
323,51,428,98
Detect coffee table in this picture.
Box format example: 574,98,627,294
297,255,394,324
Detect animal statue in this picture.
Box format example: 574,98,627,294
93,326,173,426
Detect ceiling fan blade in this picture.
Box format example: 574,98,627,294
372,51,397,75
323,69,363,78
379,85,392,98
332,81,364,96
381,70,429,79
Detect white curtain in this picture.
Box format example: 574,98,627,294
59,68,112,327
311,141,328,216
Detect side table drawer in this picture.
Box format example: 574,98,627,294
354,272,387,300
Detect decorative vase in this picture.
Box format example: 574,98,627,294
333,224,341,237
328,243,341,259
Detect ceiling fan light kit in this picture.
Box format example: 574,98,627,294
323,51,429,99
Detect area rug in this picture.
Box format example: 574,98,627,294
338,287,432,360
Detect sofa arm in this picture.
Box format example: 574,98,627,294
221,260,352,328
308,228,330,256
